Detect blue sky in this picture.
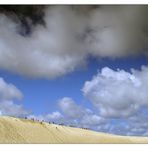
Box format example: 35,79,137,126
0,55,148,116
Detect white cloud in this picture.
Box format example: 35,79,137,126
98,112,148,136
80,114,105,128
82,66,148,118
0,77,23,100
0,100,29,117
58,97,85,119
0,77,28,117
46,111,63,121
27,111,63,122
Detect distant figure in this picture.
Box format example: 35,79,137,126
56,127,58,129
40,120,44,124
59,123,64,126
25,117,27,119
31,118,34,121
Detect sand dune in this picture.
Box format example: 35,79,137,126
0,116,148,144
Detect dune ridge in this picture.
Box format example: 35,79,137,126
0,116,148,144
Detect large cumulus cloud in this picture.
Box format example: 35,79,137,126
0,6,148,79
0,6,88,79
82,66,148,118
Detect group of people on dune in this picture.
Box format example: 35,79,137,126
23,116,89,130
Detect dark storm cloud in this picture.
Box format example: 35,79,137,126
0,5,46,35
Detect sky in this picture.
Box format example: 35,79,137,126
1,5,148,136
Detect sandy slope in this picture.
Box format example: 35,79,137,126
0,116,148,144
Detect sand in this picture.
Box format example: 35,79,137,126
0,116,148,144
